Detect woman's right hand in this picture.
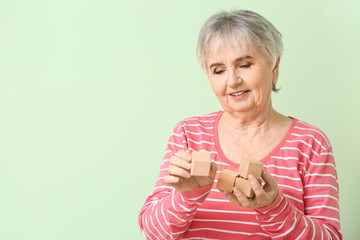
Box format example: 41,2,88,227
164,150,218,193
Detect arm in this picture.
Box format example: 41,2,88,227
225,149,341,239
255,149,341,239
138,122,217,240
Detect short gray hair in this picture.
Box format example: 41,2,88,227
196,10,283,92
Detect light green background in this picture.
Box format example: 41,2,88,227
0,0,359,239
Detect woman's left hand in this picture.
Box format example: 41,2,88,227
222,170,279,209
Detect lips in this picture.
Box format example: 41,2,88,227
229,90,249,96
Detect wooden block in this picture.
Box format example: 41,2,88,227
191,151,211,176
238,158,263,180
235,177,255,198
216,169,238,192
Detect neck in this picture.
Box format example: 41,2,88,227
220,102,280,135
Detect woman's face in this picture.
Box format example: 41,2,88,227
206,43,279,116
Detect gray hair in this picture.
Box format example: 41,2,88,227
196,10,283,92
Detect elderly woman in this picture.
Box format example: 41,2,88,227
138,10,341,239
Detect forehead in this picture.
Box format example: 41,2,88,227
206,39,262,65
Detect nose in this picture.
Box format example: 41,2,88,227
227,68,242,87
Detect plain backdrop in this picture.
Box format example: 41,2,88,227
0,0,359,239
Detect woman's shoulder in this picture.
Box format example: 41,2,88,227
289,117,332,152
174,111,221,127
171,111,222,134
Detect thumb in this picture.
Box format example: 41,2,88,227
209,161,218,178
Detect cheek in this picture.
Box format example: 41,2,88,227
252,75,273,102
209,78,226,97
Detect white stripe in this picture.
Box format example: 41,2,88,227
290,133,327,150
310,215,340,223
145,217,160,240
168,220,189,227
187,227,270,237
271,156,299,160
273,210,298,238
179,202,191,212
185,189,211,201
304,184,338,191
171,189,180,212
187,148,218,155
324,224,340,240
261,221,283,227
294,126,330,148
305,173,337,180
262,200,288,223
307,161,336,168
197,208,256,215
192,218,260,226
141,228,152,240
303,194,339,201
274,212,289,230
305,205,339,212
205,198,229,202
261,195,284,214
271,173,301,181
160,199,170,228
187,138,215,145
295,215,308,240
280,147,310,158
264,164,297,170
167,209,186,222
178,123,214,129
172,130,214,137
150,214,166,240
278,184,303,192
184,119,216,123
182,237,219,240
309,216,316,240
320,152,334,156
168,141,184,148
286,139,313,147
283,194,303,204
186,130,214,136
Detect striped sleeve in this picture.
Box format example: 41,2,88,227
138,121,212,240
255,135,341,239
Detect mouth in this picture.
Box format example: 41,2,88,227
229,90,249,96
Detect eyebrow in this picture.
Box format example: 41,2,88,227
209,55,254,69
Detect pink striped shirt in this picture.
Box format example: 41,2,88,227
138,111,341,239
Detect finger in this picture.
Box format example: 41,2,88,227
248,174,265,197
175,150,191,162
233,187,253,208
261,170,278,191
222,191,242,207
209,161,218,177
170,155,191,171
168,164,191,178
164,175,182,185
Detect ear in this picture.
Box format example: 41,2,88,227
272,57,280,84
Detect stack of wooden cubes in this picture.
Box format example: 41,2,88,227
216,158,263,198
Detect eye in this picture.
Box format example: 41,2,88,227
214,70,225,74
239,63,251,68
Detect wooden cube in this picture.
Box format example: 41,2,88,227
191,151,211,176
235,177,255,198
238,158,263,180
216,169,238,192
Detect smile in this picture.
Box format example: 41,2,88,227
230,90,249,96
